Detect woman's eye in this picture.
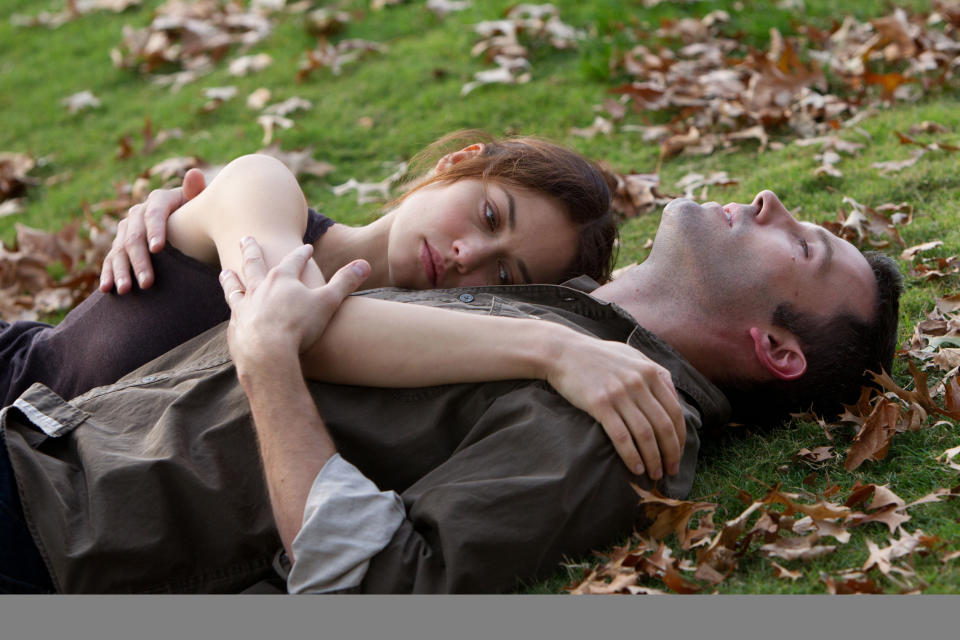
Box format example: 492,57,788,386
800,238,809,258
497,263,511,284
485,203,498,231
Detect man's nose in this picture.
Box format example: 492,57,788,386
755,190,791,225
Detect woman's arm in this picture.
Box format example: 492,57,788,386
119,154,684,479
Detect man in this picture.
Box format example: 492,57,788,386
0,192,902,593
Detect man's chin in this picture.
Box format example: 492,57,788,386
662,198,700,218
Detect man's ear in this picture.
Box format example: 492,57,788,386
748,326,806,381
434,143,485,174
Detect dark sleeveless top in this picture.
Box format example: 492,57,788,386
0,209,334,406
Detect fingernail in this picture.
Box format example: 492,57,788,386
137,272,147,285
241,236,253,246
652,468,662,481
669,463,679,476
635,463,645,476
351,261,370,277
219,270,227,282
149,237,160,251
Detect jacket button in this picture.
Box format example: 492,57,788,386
459,293,475,303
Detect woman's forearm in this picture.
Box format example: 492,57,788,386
300,296,576,387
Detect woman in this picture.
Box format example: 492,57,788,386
3,131,683,477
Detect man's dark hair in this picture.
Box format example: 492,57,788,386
721,251,904,425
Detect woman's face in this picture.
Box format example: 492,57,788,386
385,178,579,289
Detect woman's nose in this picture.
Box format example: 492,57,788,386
452,238,494,273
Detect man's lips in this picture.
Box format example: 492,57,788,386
722,203,735,227
722,202,757,228
421,240,444,287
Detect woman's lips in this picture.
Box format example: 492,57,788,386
421,241,445,287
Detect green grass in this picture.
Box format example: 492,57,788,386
2,0,958,593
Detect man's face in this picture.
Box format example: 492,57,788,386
650,191,876,324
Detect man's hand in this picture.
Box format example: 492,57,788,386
546,334,686,482
99,168,207,293
219,236,370,376
219,237,369,556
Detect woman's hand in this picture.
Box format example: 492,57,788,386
544,332,686,481
99,168,207,294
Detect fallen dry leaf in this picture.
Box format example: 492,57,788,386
62,90,101,113
862,529,930,576
296,38,387,81
632,485,717,550
760,534,837,561
674,171,738,199
901,240,944,261
0,213,118,320
111,1,272,83
247,87,271,109
305,8,351,36
463,6,581,96
461,56,531,95
1,152,38,203
942,550,960,564
793,446,835,464
257,114,294,145
570,116,614,139
12,0,140,29
822,571,885,594
426,0,473,19
263,97,312,117
769,560,802,580
844,398,899,471
256,143,334,180
332,161,407,204
597,166,673,220
938,445,960,472
229,53,272,76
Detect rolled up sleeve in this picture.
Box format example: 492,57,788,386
285,453,405,594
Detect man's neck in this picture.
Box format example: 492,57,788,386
590,264,740,382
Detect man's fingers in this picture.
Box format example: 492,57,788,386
273,242,315,278
239,236,269,288
219,269,245,308
318,259,371,303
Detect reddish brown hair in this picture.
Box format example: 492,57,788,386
396,130,618,283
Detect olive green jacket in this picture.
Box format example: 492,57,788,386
1,280,730,593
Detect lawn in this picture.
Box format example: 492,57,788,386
1,0,958,594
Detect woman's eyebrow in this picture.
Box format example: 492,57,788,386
504,188,516,230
